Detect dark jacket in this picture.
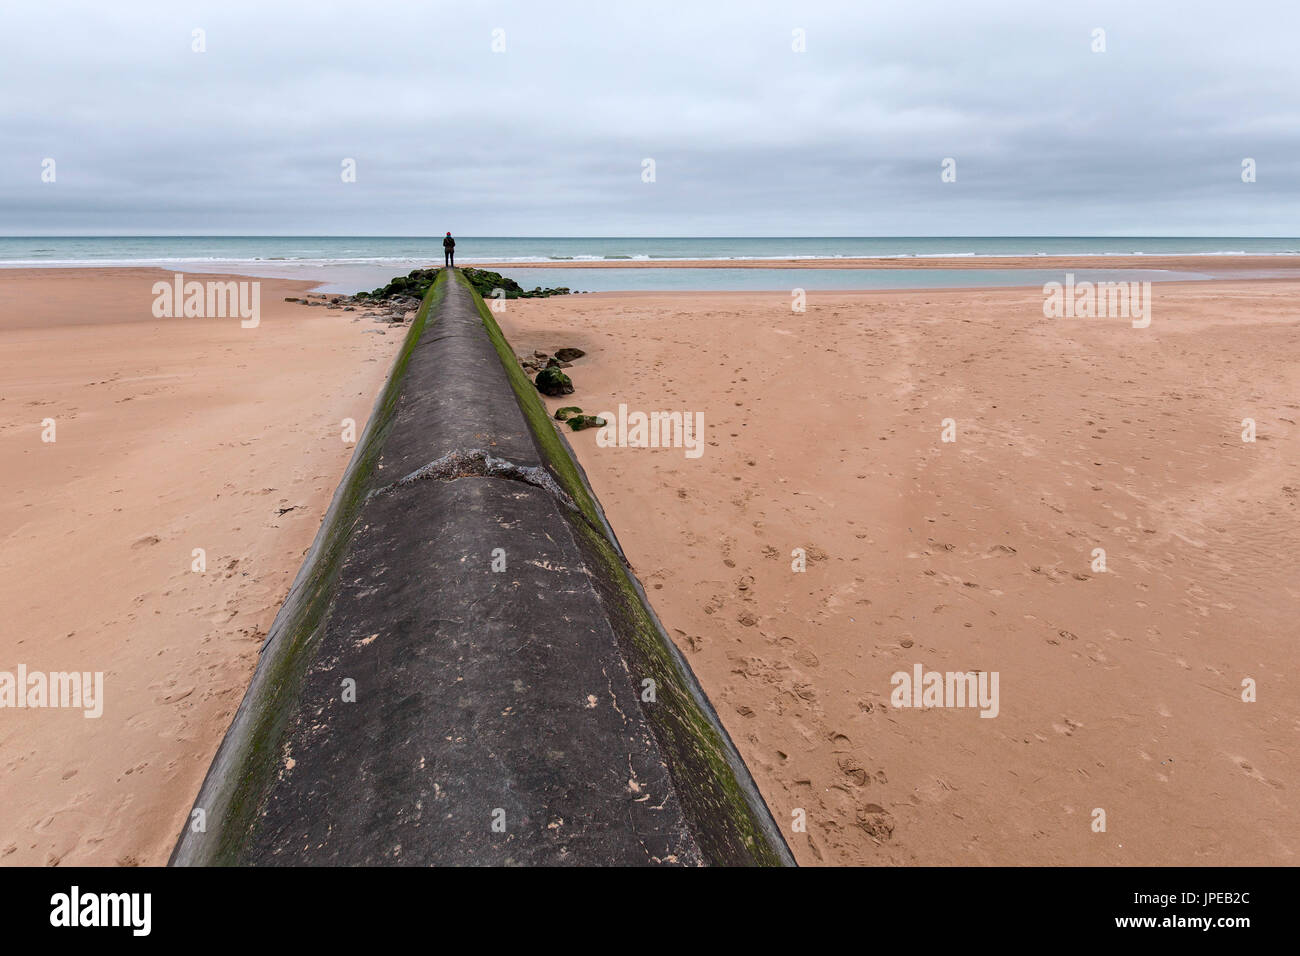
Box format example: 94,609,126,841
443,235,455,250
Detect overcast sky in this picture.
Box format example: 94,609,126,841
3,0,1298,236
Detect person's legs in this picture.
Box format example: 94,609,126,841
444,250,450,267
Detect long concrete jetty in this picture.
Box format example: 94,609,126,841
171,269,793,866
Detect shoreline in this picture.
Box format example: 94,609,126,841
3,259,1299,301
466,253,1300,273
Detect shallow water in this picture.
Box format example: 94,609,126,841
496,267,1213,294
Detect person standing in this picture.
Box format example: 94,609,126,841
443,232,455,267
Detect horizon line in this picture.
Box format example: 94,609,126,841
4,234,1300,241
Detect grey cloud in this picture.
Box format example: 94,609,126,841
2,0,1297,235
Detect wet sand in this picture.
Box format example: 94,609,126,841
469,254,1300,275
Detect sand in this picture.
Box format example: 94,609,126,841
498,278,1300,865
3,261,1294,868
0,268,402,865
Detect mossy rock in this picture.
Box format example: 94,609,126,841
366,267,574,303
554,406,583,421
535,367,574,396
566,415,606,431
367,268,440,300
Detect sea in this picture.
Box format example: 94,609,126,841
2,236,1296,293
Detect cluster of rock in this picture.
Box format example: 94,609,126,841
554,406,606,432
354,267,577,303
285,267,580,335
461,268,573,299
519,348,602,429
520,346,583,392
284,291,422,331
360,268,441,301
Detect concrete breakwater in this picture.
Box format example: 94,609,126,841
171,269,793,866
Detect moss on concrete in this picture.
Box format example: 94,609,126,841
175,269,789,866
172,272,452,866
459,271,790,866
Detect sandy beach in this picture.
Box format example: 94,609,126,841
3,261,1295,868
0,268,401,865
499,277,1299,865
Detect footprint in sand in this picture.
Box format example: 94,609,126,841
838,755,870,787
856,803,895,842
1232,756,1285,789
1052,717,1083,736
156,686,194,705
793,647,820,669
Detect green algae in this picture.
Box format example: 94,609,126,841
565,415,606,431
171,273,452,866
460,270,790,866
174,269,789,866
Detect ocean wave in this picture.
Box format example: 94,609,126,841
3,247,1299,270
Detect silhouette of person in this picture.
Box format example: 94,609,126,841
443,232,455,267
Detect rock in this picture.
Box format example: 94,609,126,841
534,367,574,396
554,406,583,421
554,347,585,362
533,350,549,360
566,415,606,431
284,297,300,303
343,306,355,311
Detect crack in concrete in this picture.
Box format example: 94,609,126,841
370,447,634,574
369,448,579,512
